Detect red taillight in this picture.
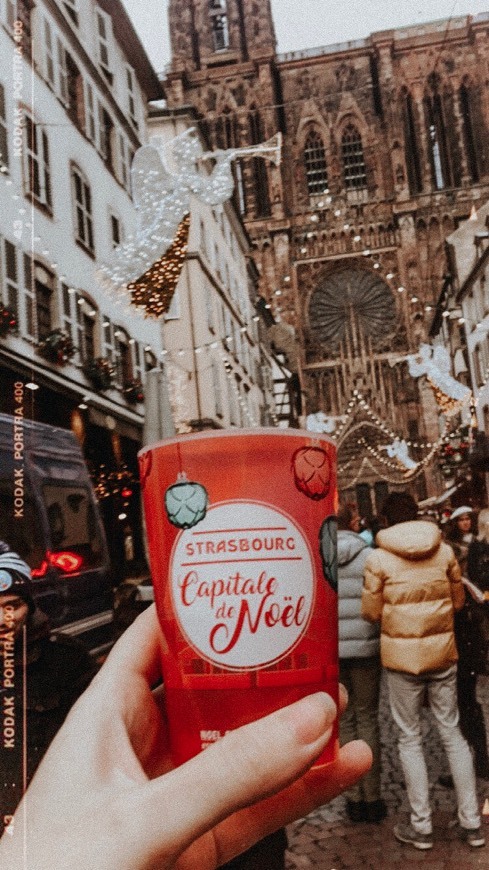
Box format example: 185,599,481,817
31,560,49,578
49,551,83,573
31,551,83,577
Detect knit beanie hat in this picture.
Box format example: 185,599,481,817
0,542,35,614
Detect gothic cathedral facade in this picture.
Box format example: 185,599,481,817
164,0,489,507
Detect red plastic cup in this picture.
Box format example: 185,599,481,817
139,428,338,767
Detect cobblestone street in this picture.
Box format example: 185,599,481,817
285,676,489,869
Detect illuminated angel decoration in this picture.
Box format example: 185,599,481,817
407,343,472,416
97,128,282,317
385,439,417,471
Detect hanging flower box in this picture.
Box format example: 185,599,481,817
0,304,18,337
123,378,144,404
83,356,115,391
37,329,76,365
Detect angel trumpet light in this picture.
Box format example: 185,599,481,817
97,128,283,317
198,132,283,167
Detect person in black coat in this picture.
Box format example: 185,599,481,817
458,509,489,779
439,508,489,784
0,541,97,833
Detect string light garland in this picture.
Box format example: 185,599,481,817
334,390,442,450
217,343,281,428
324,382,465,486
340,456,371,490
7,181,467,456
164,341,275,431
357,436,443,478
1,190,168,372
8,178,429,334
341,439,453,487
90,464,137,502
220,349,259,428
9,90,475,471
337,456,356,475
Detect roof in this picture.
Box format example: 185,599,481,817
276,13,485,65
98,0,163,100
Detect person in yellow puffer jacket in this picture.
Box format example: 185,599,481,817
362,492,485,852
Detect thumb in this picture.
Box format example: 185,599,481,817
120,692,336,865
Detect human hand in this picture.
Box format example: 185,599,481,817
0,606,371,870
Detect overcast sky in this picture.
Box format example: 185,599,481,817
122,0,489,74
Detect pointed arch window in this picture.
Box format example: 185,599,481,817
214,107,237,150
460,82,479,183
424,83,452,190
304,131,328,196
209,0,229,52
341,125,367,189
214,108,246,214
224,108,238,148
234,161,246,215
249,107,270,217
401,89,422,194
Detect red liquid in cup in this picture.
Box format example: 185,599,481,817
139,429,338,766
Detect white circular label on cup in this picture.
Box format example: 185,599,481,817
170,501,315,670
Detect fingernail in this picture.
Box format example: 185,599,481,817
283,692,336,746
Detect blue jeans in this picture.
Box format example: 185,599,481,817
386,665,480,834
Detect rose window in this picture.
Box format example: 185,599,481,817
308,268,397,350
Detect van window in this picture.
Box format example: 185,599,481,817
42,482,104,568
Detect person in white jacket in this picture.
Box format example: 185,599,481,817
338,503,385,824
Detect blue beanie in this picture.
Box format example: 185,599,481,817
0,543,35,614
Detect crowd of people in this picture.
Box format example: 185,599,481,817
1,493,489,865
339,495,489,851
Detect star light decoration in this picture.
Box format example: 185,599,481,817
407,343,472,416
98,128,282,318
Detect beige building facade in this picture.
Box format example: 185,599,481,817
147,105,277,433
